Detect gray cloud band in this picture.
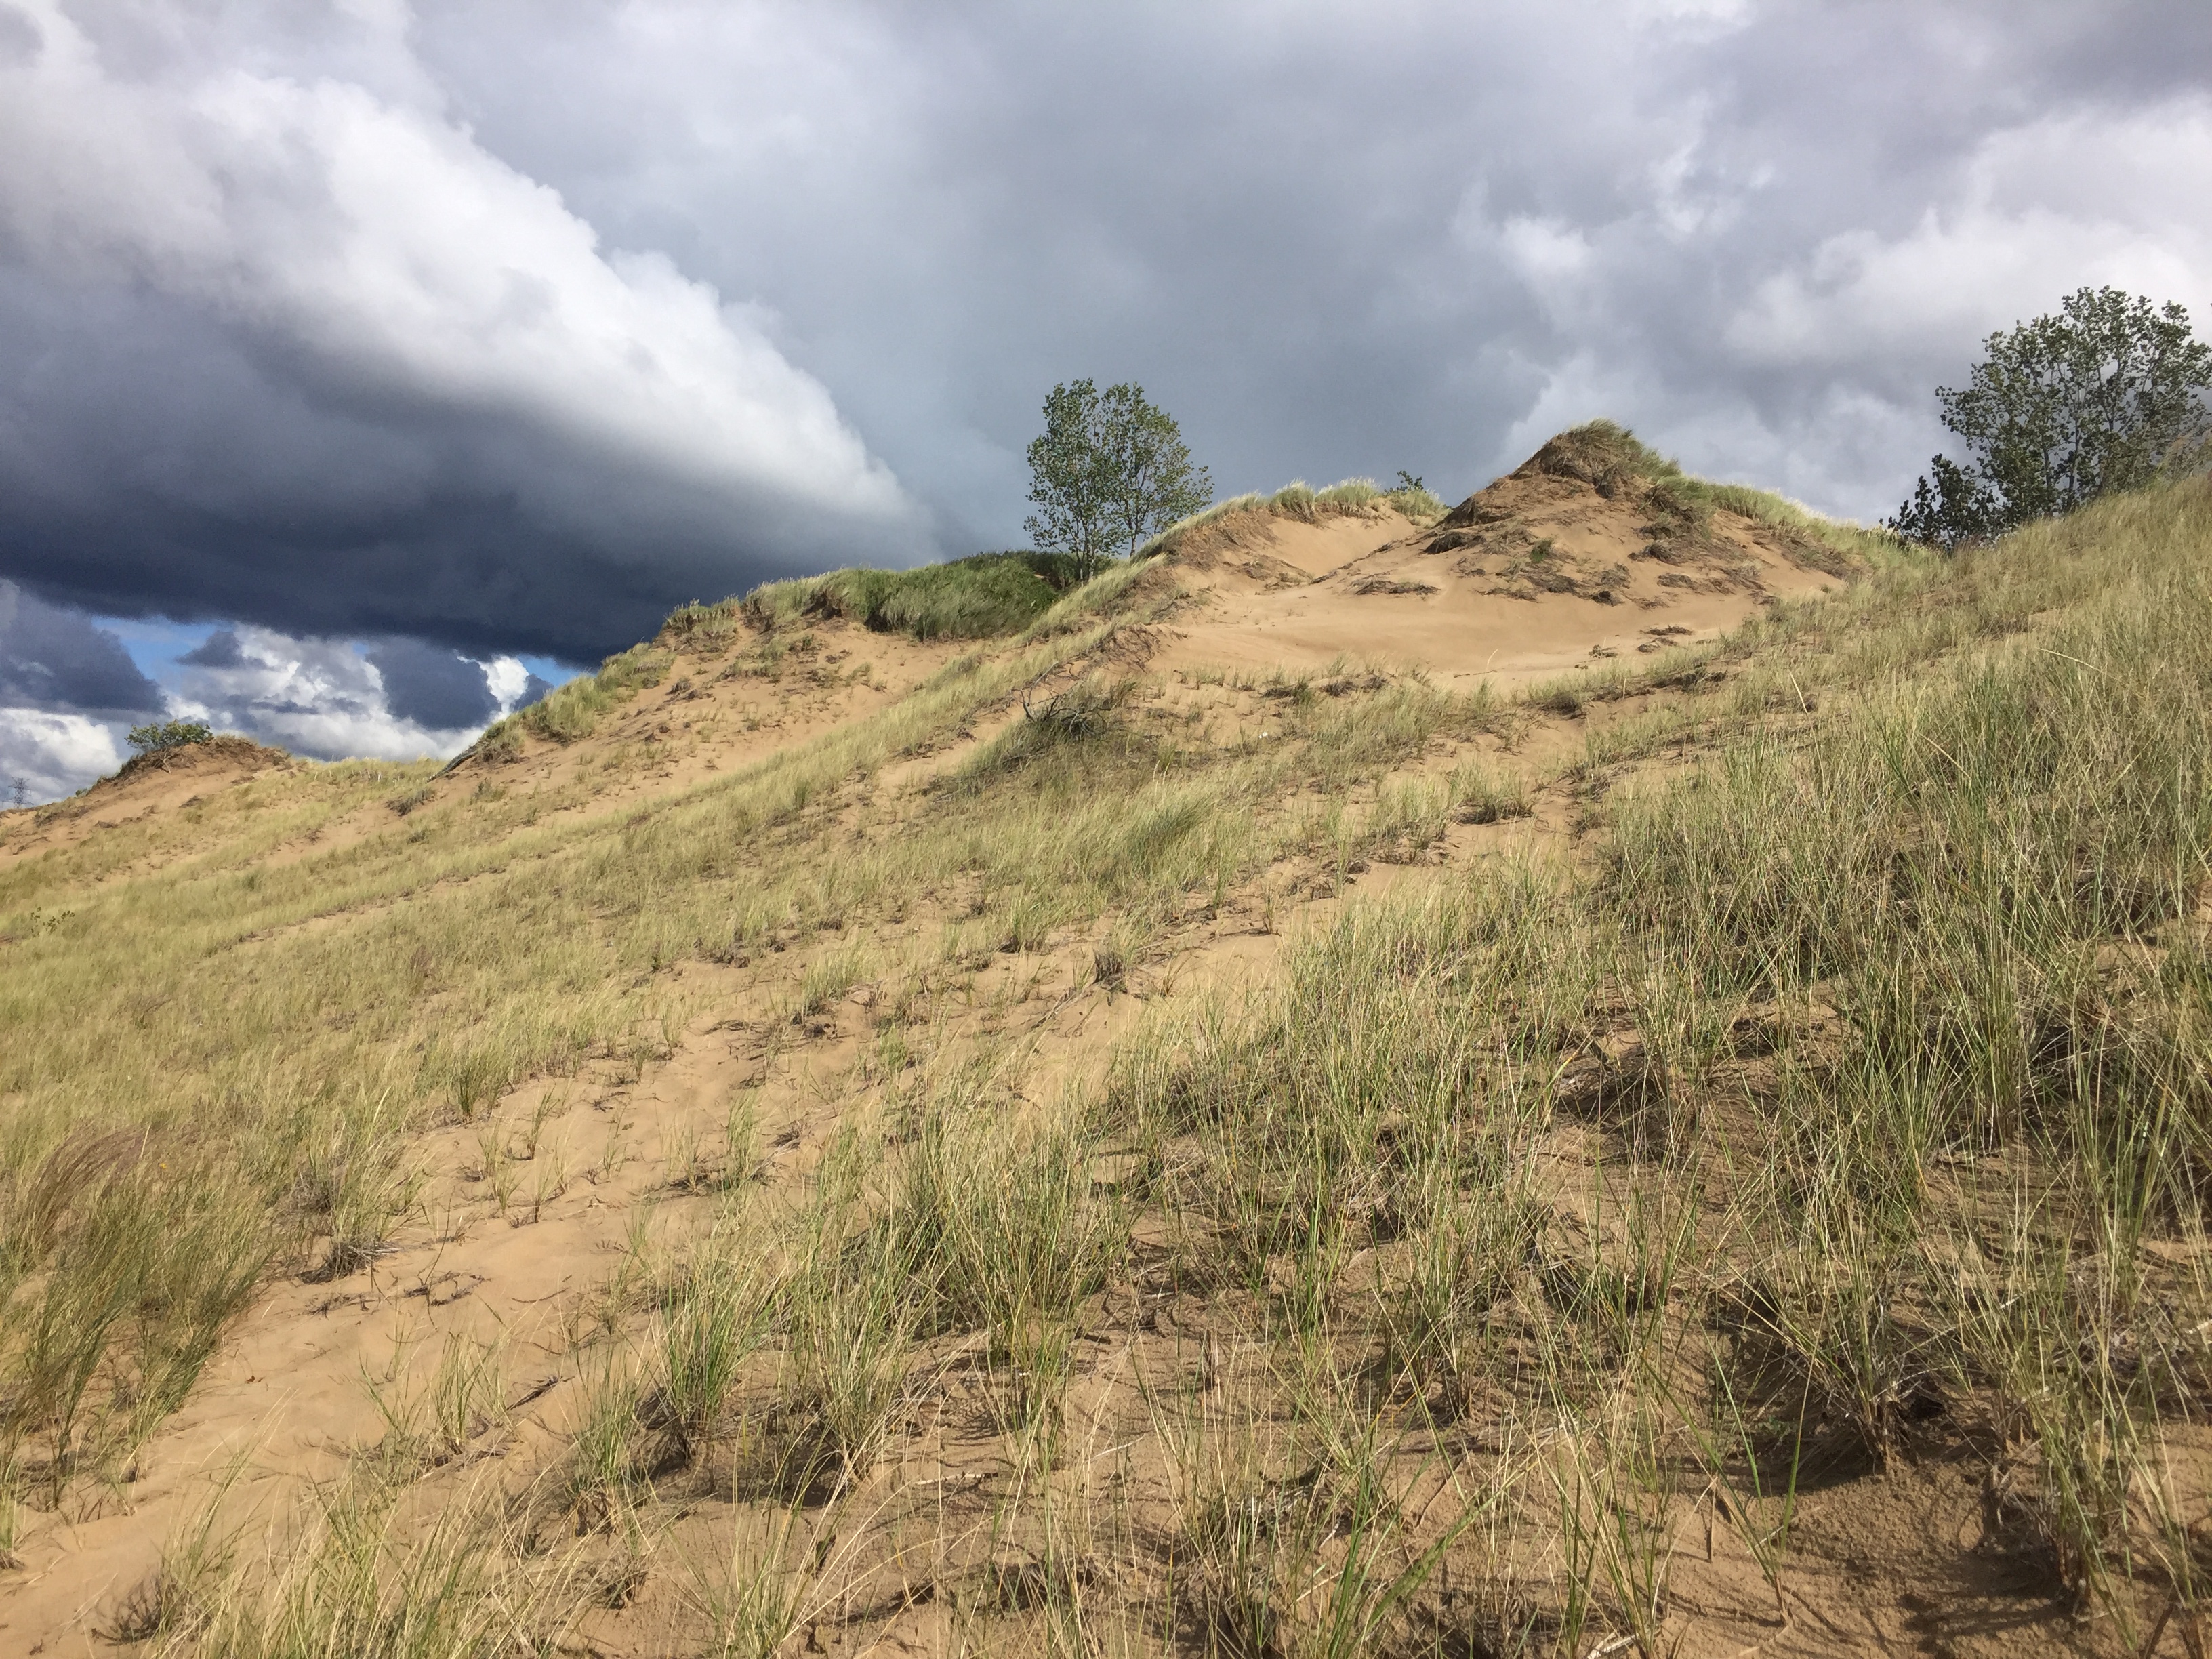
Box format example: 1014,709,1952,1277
0,0,2207,672
0,579,160,715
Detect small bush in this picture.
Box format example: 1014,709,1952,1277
475,720,524,763
126,721,213,754
959,679,1132,781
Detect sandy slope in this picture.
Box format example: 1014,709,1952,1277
1,454,1953,1658
1149,464,1839,689
1,737,294,865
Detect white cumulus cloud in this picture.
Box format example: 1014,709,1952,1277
171,626,493,763
1725,102,2212,371
0,707,125,804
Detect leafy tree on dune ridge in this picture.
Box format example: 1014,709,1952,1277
1025,380,1212,580
1893,286,2211,550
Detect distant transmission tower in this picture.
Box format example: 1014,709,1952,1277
6,776,30,808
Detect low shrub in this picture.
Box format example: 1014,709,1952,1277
126,721,214,754
958,678,1134,781
474,720,524,764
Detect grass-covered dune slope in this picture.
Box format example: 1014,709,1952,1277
2,428,2209,1656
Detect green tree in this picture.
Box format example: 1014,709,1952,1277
1025,380,1212,579
1098,382,1212,563
1893,287,2211,550
1023,380,1118,580
127,720,214,753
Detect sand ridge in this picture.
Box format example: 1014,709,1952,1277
1,737,294,864
1146,463,1840,691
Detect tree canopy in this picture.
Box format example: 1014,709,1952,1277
126,720,213,753
1025,380,1211,579
1893,287,2211,550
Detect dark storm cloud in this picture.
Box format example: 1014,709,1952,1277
0,0,930,663
1,0,2207,682
178,628,247,669
364,637,498,731
422,0,2212,524
0,275,928,660
0,579,161,714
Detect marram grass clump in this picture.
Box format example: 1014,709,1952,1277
743,551,1076,642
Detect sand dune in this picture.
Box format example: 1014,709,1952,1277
16,432,2163,1659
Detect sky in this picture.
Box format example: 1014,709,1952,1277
1,0,2208,802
